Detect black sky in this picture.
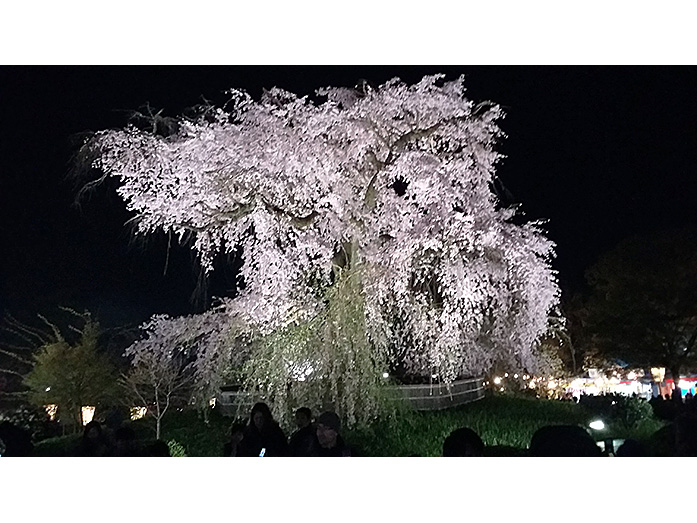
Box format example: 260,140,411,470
2,66,697,327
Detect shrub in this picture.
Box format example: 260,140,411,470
579,393,654,429
167,440,187,457
0,404,61,442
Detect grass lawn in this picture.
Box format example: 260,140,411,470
33,394,665,457
345,394,663,456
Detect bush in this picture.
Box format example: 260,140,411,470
167,440,187,457
0,404,61,442
33,434,81,456
579,393,654,430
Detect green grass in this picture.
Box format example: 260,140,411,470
153,408,232,457
31,395,666,457
345,395,590,456
346,394,666,456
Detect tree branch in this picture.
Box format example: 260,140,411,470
0,368,27,378
0,347,33,366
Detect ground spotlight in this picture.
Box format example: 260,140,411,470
588,420,605,431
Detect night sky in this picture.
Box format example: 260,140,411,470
2,66,697,328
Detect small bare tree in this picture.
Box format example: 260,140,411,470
122,343,194,440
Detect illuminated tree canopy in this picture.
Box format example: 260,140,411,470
78,75,560,422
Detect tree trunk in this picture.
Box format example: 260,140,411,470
156,417,161,440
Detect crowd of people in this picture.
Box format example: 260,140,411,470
223,403,354,457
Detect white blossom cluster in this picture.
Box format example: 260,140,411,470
84,75,559,383
123,302,252,406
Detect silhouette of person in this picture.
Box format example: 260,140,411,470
0,421,33,457
75,420,110,457
309,411,352,457
675,413,697,456
238,403,288,457
109,426,139,456
442,427,485,457
616,438,646,457
223,422,246,457
288,407,315,457
529,425,602,457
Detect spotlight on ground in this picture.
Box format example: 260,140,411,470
588,420,605,431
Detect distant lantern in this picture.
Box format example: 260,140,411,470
130,407,147,421
44,404,58,421
651,367,665,383
81,406,95,425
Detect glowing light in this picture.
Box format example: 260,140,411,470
548,381,556,389
44,404,58,421
431,374,438,379
382,372,389,379
589,420,605,431
651,368,665,383
627,371,637,380
45,386,51,392
81,406,95,426
209,397,216,407
130,407,147,421
528,382,536,389
523,375,529,380
493,377,502,385
513,374,519,379
504,373,509,377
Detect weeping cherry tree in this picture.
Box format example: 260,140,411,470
76,75,560,426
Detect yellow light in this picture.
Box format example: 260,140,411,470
44,404,58,421
548,381,556,389
130,407,147,421
81,406,95,426
651,367,665,383
494,377,502,385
